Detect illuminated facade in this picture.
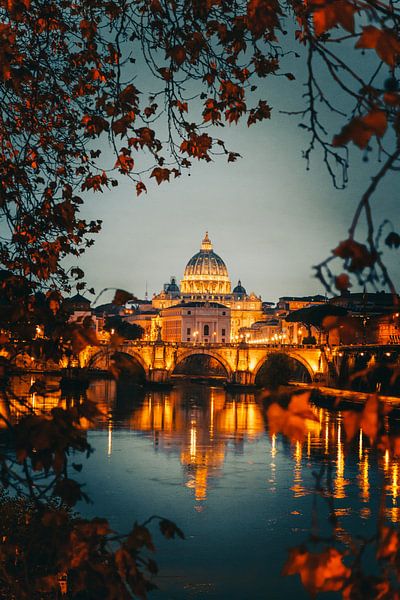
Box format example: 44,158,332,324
160,301,231,343
150,232,263,341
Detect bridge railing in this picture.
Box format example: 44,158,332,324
114,340,323,350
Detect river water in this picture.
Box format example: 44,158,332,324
4,377,400,599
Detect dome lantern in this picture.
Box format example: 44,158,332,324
201,231,213,252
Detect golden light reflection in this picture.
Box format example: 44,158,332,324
291,440,304,498
7,377,400,517
269,433,277,490
108,419,112,456
271,433,277,459
324,414,329,455
390,463,398,503
384,449,390,473
335,419,347,499
129,387,264,504
359,451,370,502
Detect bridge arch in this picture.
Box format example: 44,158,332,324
172,349,232,380
87,349,148,381
253,351,314,385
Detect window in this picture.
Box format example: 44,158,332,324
187,327,191,335
187,338,191,342
204,324,209,336
222,328,226,336
222,311,226,315
222,338,225,343
187,310,191,315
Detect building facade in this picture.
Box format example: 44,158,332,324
146,232,264,342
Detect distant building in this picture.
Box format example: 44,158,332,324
63,293,102,334
161,302,231,343
149,232,264,342
328,292,400,345
63,293,92,314
277,295,326,312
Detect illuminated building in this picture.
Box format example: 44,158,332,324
150,232,263,341
160,301,231,343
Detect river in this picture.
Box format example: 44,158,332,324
3,377,400,599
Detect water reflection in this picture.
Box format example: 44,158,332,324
4,376,400,520
122,385,264,504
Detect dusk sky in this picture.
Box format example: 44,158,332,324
75,34,400,304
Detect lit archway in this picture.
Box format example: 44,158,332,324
173,352,230,380
88,350,146,383
254,352,313,387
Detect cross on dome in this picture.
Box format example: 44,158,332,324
201,231,213,251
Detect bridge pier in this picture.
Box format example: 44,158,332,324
147,368,170,384
233,370,254,386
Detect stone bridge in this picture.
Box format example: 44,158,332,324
81,341,331,385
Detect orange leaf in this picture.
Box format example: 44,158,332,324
150,167,170,184
313,0,356,36
136,182,147,196
114,153,134,173
333,110,387,149
335,273,351,292
356,26,400,67
283,547,350,595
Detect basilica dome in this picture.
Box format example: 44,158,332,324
180,233,231,295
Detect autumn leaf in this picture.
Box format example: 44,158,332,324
114,153,134,173
333,109,387,149
333,239,377,271
180,133,212,159
150,167,171,184
203,98,222,123
247,99,272,126
175,100,188,112
283,546,350,595
356,26,400,67
159,519,185,540
312,0,356,36
385,231,400,249
136,181,147,196
79,19,97,39
266,391,319,442
247,0,282,40
71,267,84,280
168,45,186,66
54,478,89,506
112,289,134,305
377,526,399,560
342,395,379,443
335,273,351,292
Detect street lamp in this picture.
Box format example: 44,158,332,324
193,331,198,344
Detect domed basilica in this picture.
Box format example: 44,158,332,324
148,233,263,343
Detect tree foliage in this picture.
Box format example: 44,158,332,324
0,492,183,599
267,392,400,599
1,0,400,309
